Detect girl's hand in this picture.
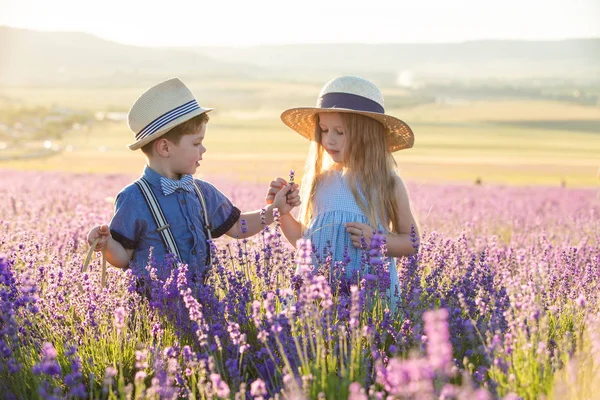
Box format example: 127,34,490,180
285,184,301,207
272,184,300,215
265,177,288,204
345,222,375,248
87,224,111,252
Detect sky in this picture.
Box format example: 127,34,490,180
0,0,598,47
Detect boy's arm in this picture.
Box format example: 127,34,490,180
104,239,134,269
88,225,134,269
226,205,276,238
225,183,300,239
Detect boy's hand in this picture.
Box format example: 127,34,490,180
265,177,288,204
87,224,111,252
272,184,301,215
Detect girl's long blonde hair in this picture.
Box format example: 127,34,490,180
298,113,408,234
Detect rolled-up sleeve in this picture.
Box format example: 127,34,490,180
109,185,143,249
196,180,240,238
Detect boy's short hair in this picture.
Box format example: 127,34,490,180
141,112,210,156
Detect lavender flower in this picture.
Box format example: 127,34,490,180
210,373,231,398
296,238,313,276
113,306,127,335
348,382,368,400
2,169,599,399
423,309,453,372
250,378,268,399
32,342,61,377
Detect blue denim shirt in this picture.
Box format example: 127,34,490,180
109,165,240,276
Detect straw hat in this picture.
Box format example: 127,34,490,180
127,78,213,150
280,76,414,152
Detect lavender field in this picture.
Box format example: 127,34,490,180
1,170,599,400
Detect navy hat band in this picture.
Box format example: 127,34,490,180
317,92,384,114
136,100,200,140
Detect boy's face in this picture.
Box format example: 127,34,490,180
168,123,207,176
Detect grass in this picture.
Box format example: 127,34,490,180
1,85,599,186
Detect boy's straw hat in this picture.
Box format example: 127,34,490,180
280,76,414,152
127,78,213,150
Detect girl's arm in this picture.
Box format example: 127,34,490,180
264,177,304,246
384,175,420,256
279,213,304,248
346,175,420,257
381,229,419,257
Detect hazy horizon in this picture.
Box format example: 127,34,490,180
1,0,599,47
3,24,600,50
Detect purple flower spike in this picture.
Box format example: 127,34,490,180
250,378,268,399
296,238,313,275
210,373,230,398
33,342,61,377
113,306,127,335
348,382,368,400
423,309,453,373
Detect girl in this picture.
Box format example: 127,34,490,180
268,76,420,305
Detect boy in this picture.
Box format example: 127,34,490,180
87,78,298,278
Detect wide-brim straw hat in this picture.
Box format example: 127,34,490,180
280,76,414,152
127,78,213,150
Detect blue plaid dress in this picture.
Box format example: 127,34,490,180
303,170,401,305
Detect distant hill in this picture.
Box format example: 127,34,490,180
0,26,599,88
0,26,257,86
192,40,600,83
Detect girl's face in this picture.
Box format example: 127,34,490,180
319,113,346,164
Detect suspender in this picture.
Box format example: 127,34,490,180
193,182,213,267
135,178,212,266
135,178,182,261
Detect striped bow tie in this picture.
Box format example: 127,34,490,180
161,174,195,196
